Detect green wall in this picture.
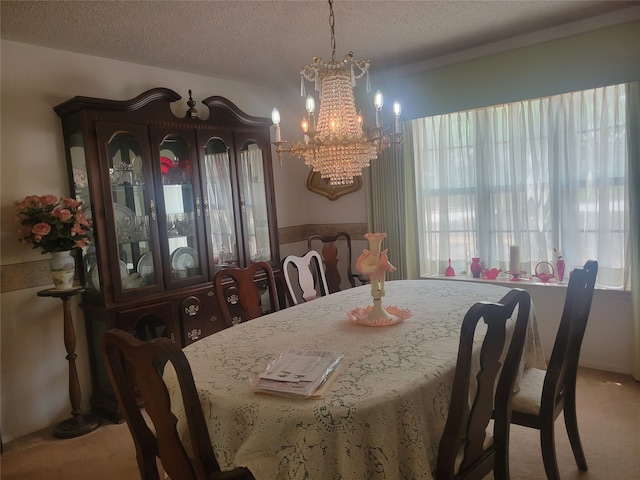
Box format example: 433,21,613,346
363,20,640,122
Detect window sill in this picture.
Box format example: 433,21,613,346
420,274,631,300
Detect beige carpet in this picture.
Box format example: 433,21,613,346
1,367,638,479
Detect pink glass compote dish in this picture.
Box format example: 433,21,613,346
347,306,412,326
482,268,502,280
350,233,412,326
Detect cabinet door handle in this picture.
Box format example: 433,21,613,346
227,293,239,305
203,196,210,216
240,195,246,212
150,199,157,221
196,196,202,217
187,328,201,341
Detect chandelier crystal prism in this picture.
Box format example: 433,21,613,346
272,0,402,186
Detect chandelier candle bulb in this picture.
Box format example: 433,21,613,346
374,90,384,127
394,102,401,133
305,95,315,114
509,245,521,274
305,95,316,131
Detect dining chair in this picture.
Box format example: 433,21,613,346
435,288,532,480
214,261,280,327
282,250,330,305
101,329,254,480
307,232,368,293
509,260,598,480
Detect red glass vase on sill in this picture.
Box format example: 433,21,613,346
556,257,566,282
470,257,482,278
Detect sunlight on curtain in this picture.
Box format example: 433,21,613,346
240,143,271,262
412,111,478,276
411,84,629,288
204,152,237,264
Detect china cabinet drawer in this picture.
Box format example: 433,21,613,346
179,291,226,345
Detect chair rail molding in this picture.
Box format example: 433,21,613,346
278,223,367,245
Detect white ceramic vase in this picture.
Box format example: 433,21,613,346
49,250,76,290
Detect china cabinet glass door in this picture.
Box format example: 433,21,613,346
96,122,160,297
239,140,272,263
202,136,239,270
65,130,93,286
151,127,207,288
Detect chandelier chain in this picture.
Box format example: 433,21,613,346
329,0,336,62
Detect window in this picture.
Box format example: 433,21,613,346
411,83,629,288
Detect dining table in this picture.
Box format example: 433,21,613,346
165,279,545,480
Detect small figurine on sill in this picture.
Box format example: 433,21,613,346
445,259,455,277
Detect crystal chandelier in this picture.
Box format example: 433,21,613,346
271,0,402,186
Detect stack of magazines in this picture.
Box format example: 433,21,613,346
252,349,343,398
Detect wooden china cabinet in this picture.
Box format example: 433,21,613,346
54,88,281,421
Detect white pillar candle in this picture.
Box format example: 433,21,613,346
509,245,521,273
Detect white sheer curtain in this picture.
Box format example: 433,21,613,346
240,143,271,262
204,152,237,263
411,83,629,288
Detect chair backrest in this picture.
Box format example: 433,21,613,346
542,260,598,411
102,329,222,480
307,232,367,293
282,250,330,305
214,261,280,326
436,289,531,480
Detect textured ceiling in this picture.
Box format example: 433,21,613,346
2,1,639,90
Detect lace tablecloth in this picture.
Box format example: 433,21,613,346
166,279,545,480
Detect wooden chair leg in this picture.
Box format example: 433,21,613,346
494,437,510,480
563,395,588,471
540,421,561,480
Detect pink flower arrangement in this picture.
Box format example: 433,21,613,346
14,194,92,254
